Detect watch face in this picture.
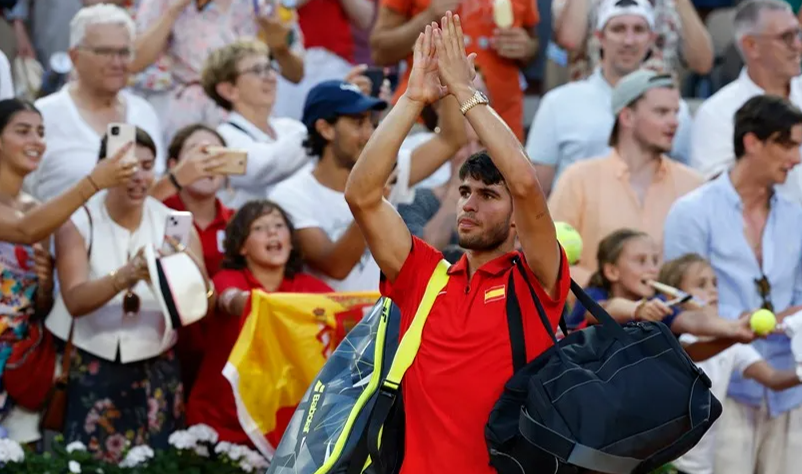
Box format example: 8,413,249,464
477,91,489,103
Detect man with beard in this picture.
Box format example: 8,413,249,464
344,13,569,473
548,69,702,280
525,0,692,196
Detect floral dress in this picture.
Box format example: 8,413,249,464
0,242,38,419
553,0,682,81
64,348,185,463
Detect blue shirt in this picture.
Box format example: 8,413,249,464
525,68,693,182
568,287,680,329
663,172,802,416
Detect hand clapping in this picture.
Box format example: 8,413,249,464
404,12,477,106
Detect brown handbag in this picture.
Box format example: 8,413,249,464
39,206,92,432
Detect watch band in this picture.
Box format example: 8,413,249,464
459,91,489,115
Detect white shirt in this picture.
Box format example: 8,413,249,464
0,51,13,100
526,68,693,183
268,167,379,292
216,112,312,210
691,69,802,204
673,334,763,474
23,87,165,201
46,192,176,363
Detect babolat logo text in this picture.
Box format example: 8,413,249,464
302,381,326,434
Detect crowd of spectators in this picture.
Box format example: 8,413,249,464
2,0,802,472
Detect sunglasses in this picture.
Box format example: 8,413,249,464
755,274,774,312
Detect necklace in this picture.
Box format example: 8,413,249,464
101,199,142,317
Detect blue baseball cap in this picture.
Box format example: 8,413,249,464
302,80,388,129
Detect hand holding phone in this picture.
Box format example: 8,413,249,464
106,123,136,165
204,146,248,175
163,212,194,254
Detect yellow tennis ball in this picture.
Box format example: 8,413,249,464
750,309,777,336
555,221,583,265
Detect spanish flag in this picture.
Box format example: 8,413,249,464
223,290,380,459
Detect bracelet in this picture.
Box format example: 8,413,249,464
109,269,121,292
168,171,183,191
86,175,100,192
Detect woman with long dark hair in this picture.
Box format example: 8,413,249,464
0,99,137,245
0,98,133,444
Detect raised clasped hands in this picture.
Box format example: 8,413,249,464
404,11,477,106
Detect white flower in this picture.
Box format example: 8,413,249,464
194,445,210,457
66,441,87,453
238,448,269,472
69,460,82,473
214,441,233,455
188,424,219,444
0,439,25,463
119,445,155,468
167,430,198,450
227,444,247,461
245,449,269,469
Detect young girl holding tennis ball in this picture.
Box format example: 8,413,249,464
567,229,754,344
660,253,802,474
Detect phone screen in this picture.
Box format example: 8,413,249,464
364,68,385,97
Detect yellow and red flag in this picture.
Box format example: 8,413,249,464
224,290,380,458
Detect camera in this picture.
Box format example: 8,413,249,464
111,126,120,136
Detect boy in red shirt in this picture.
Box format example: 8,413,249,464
345,14,569,473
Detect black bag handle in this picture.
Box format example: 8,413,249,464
507,258,629,370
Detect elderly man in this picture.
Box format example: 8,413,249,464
23,3,163,201
692,0,802,204
525,0,693,195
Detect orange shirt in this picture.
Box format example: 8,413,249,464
548,151,704,272
383,0,539,140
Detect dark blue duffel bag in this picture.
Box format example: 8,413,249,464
486,259,721,474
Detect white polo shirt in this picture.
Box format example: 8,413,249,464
216,112,312,210
691,69,802,204
526,68,693,183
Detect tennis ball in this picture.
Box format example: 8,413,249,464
750,309,777,336
555,221,583,265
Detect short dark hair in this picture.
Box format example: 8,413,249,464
458,151,504,185
733,95,802,159
0,99,40,134
168,124,226,161
303,118,337,158
221,199,303,278
98,126,157,160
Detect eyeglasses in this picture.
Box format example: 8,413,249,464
756,28,802,48
79,46,134,61
237,62,278,78
755,274,774,312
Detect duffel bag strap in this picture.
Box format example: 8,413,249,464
518,407,641,474
366,259,451,468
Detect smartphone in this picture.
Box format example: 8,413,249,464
163,212,194,253
205,146,248,175
364,67,385,97
106,123,136,163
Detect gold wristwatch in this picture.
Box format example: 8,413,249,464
459,90,490,115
